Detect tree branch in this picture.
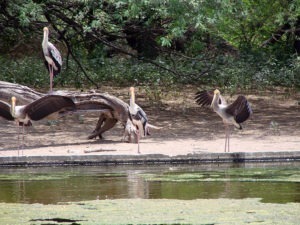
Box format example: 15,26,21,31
44,12,99,89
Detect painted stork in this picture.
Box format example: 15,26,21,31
0,95,75,155
195,89,252,152
42,27,62,92
128,87,149,153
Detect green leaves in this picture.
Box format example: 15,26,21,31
159,37,172,47
0,0,299,89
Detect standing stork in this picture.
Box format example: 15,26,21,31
128,87,149,153
42,27,62,92
0,95,75,155
195,89,252,152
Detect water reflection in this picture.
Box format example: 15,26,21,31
0,162,299,204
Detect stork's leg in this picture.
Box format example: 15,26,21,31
228,127,230,152
49,64,53,93
224,124,229,152
17,124,20,156
136,129,140,154
21,124,25,156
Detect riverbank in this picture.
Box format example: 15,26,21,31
1,86,299,166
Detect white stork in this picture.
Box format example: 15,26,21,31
0,95,75,155
42,27,62,92
195,89,252,152
128,87,149,153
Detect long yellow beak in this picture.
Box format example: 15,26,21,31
211,94,216,108
211,89,220,107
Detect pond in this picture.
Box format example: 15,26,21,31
0,162,299,224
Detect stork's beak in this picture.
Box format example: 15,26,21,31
210,95,216,108
211,89,220,107
129,87,134,94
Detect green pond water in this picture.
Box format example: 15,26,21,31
0,162,299,224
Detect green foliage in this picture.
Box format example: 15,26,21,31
0,56,48,88
0,0,300,90
213,52,300,91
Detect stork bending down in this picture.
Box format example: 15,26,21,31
128,87,150,153
195,89,252,152
42,27,62,92
0,95,75,155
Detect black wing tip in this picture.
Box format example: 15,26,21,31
28,95,76,120
234,97,253,124
194,90,213,107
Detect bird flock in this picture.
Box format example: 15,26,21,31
0,27,253,156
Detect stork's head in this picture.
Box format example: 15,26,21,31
43,27,49,37
211,89,220,108
129,87,135,94
214,89,220,95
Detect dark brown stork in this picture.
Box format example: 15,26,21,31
42,27,62,92
195,89,252,152
0,95,75,155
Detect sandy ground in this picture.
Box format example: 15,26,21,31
0,86,299,157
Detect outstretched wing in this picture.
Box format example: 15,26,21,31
75,100,113,112
0,100,14,121
24,95,75,121
195,90,224,106
226,95,252,123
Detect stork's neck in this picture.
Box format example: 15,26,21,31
10,99,17,118
42,30,48,49
129,91,136,113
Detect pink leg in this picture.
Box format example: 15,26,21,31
224,124,229,152
136,129,140,154
228,128,230,152
21,124,25,156
48,64,53,92
17,123,20,156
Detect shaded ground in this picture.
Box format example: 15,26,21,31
0,86,299,156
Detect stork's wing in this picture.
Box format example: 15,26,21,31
226,96,252,123
45,42,62,76
135,104,148,123
75,100,113,112
48,42,62,66
0,100,14,121
130,104,149,136
24,95,75,121
195,90,224,106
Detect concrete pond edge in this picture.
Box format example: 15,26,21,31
0,151,299,167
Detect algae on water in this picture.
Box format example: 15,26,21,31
0,198,299,225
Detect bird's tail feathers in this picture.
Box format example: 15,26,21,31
236,123,243,130
146,123,163,130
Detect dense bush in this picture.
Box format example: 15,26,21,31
0,0,300,92
1,51,299,91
